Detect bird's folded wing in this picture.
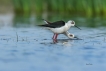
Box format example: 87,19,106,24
38,24,56,28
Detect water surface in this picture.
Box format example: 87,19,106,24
0,27,106,71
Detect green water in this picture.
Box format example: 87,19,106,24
13,15,106,28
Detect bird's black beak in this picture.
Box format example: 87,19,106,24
74,36,82,40
74,36,81,40
75,25,81,30
74,36,79,39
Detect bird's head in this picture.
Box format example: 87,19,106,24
67,20,75,26
68,34,79,39
67,20,81,30
67,34,74,38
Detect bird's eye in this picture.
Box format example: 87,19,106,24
71,21,74,24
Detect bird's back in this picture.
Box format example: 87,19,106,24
39,20,65,28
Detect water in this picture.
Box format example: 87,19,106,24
0,27,106,71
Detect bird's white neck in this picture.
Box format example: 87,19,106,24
66,22,72,27
65,22,72,30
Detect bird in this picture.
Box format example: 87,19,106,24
42,19,80,39
39,19,81,43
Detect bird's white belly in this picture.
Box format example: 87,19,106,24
49,25,69,34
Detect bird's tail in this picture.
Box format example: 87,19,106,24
38,25,47,27
42,19,51,24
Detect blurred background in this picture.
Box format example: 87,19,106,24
0,0,106,27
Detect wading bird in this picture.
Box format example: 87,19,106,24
39,19,81,43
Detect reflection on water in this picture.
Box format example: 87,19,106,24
0,14,14,27
13,15,106,27
0,27,106,71
0,14,106,27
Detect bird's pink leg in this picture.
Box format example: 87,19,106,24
55,34,58,40
53,33,58,43
52,33,56,40
53,33,56,43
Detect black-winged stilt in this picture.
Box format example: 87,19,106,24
39,19,81,43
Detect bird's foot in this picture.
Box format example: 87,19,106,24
53,39,58,43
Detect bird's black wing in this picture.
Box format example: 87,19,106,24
38,24,56,28
51,20,65,28
38,20,65,28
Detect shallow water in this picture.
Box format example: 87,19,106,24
0,27,106,71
